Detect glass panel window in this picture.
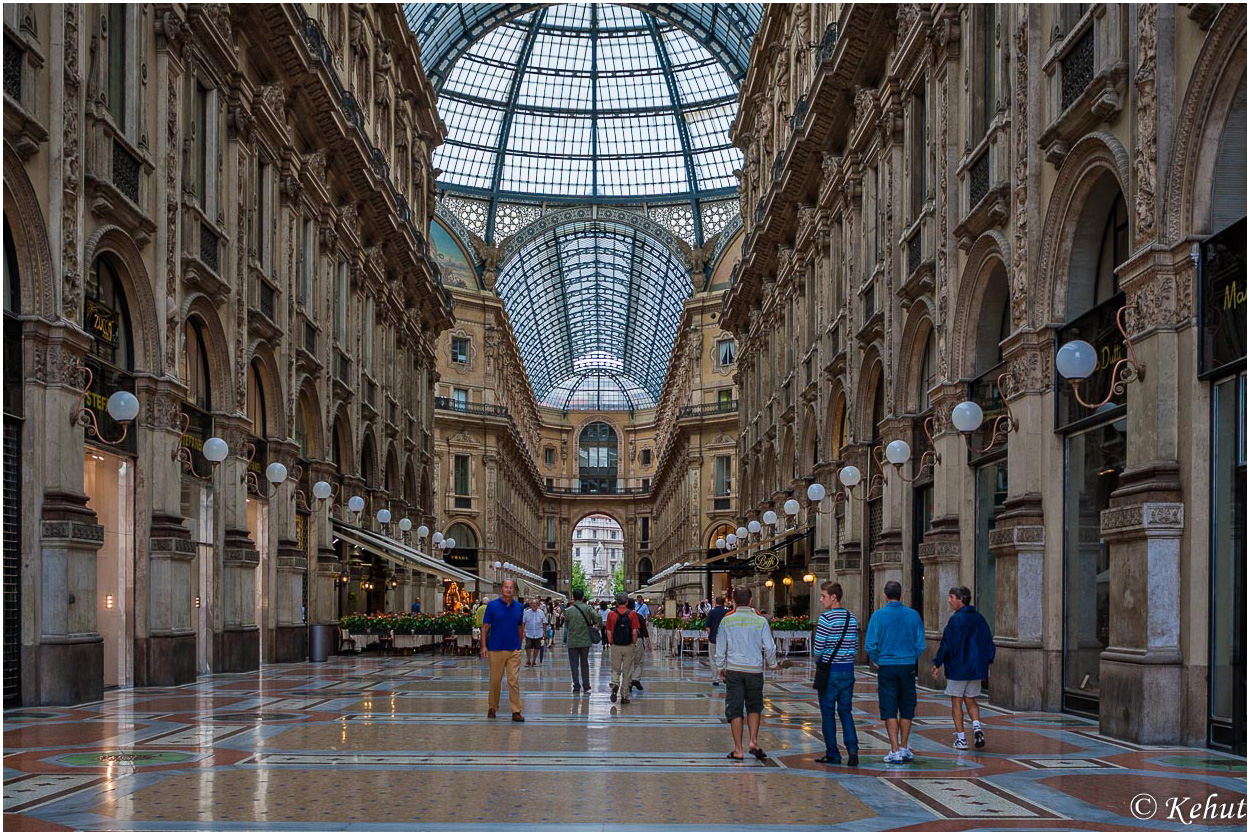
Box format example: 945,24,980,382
1210,372,1247,752
452,388,468,409
713,455,732,497
544,447,554,466
454,454,470,496
107,5,127,130
717,338,736,366
1062,416,1127,713
451,336,469,364
193,83,210,206
299,219,314,308
718,388,733,405
253,159,272,270
334,261,348,341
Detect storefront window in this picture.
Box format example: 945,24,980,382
1210,371,1246,752
1062,416,1126,714
975,460,1007,629
85,449,134,688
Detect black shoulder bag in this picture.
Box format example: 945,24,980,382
813,613,852,692
574,603,601,644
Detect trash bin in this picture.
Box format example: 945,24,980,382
309,623,333,662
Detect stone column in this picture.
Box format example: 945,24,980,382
138,381,197,685
987,495,1047,709
1095,242,1191,743
269,440,306,662
306,461,340,643
28,324,106,705
216,416,259,672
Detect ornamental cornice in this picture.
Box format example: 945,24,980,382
1101,502,1184,540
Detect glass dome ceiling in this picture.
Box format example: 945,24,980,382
495,219,691,412
408,3,755,236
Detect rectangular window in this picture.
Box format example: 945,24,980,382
911,89,927,218
718,388,733,406
716,338,736,366
254,159,271,270
545,477,553,491
454,454,470,496
544,448,554,466
363,297,375,371
714,455,732,497
642,478,650,492
334,261,348,341
640,517,650,544
641,448,651,466
451,336,469,364
107,5,127,130
974,4,997,139
452,388,468,409
299,219,315,308
546,517,556,548
193,83,210,206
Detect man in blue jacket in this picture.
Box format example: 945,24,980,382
933,586,995,750
864,580,927,763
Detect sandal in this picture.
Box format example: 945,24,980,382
749,746,768,760
726,752,744,760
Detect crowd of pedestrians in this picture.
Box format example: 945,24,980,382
476,577,995,767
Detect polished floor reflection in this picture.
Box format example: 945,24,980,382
4,647,1245,830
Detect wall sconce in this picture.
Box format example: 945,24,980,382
1056,305,1144,408
761,510,778,527
242,442,288,497
874,417,941,484
764,579,775,588
194,596,201,608
952,371,1020,454
376,507,392,528
105,594,114,609
398,518,413,541
172,412,229,480
782,576,793,587
803,573,816,584
361,579,375,592
432,530,444,547
307,480,338,513
337,572,350,586
389,578,399,590
347,495,366,520
70,360,139,446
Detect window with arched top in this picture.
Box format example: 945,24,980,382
88,254,135,372
870,373,884,443
916,332,937,413
360,433,375,487
332,416,348,476
295,395,310,460
183,319,211,411
247,360,266,436
578,421,618,493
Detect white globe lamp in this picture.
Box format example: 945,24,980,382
1056,339,1098,380
807,482,826,502
951,401,984,434
202,437,229,464
106,391,140,423
838,465,862,488
762,510,778,526
312,480,333,500
784,499,800,516
347,495,365,513
265,462,288,485
885,439,911,466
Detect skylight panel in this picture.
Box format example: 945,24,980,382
685,101,736,149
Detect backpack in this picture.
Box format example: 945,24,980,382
611,609,635,646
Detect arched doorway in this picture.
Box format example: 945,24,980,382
571,513,623,601
541,557,558,591
445,522,478,573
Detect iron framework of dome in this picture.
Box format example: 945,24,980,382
494,218,690,412
406,2,759,244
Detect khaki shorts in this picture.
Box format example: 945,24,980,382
945,679,982,698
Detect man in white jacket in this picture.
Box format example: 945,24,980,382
713,587,778,761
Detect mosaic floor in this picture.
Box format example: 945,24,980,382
4,646,1246,831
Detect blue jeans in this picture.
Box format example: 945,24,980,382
819,671,858,759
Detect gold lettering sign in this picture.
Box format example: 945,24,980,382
753,550,780,572
85,300,118,346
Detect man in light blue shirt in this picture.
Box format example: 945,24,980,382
864,580,927,764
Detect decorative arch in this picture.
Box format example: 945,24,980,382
359,428,379,488
330,405,354,477
1164,5,1247,241
294,378,325,461
799,405,819,475
181,295,234,414
896,300,938,411
85,224,162,375
384,443,401,495
246,340,287,439
1036,132,1133,326
949,230,1010,380
705,520,736,549
853,348,885,440
824,386,849,460
2,145,54,318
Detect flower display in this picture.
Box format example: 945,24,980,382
340,612,475,635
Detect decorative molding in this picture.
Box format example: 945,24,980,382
1133,5,1159,247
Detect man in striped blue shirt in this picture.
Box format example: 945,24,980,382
813,581,859,766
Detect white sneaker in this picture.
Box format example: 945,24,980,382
900,747,915,761
953,737,967,750
883,750,904,764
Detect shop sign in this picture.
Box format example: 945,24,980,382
83,358,137,454
84,299,119,347
753,550,780,572
1199,217,1247,378
444,550,475,570
1055,293,1128,430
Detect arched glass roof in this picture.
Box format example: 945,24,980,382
407,3,758,242
495,219,690,412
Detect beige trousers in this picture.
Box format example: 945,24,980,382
487,649,523,713
610,643,635,688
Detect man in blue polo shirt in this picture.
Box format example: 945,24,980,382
480,578,526,722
